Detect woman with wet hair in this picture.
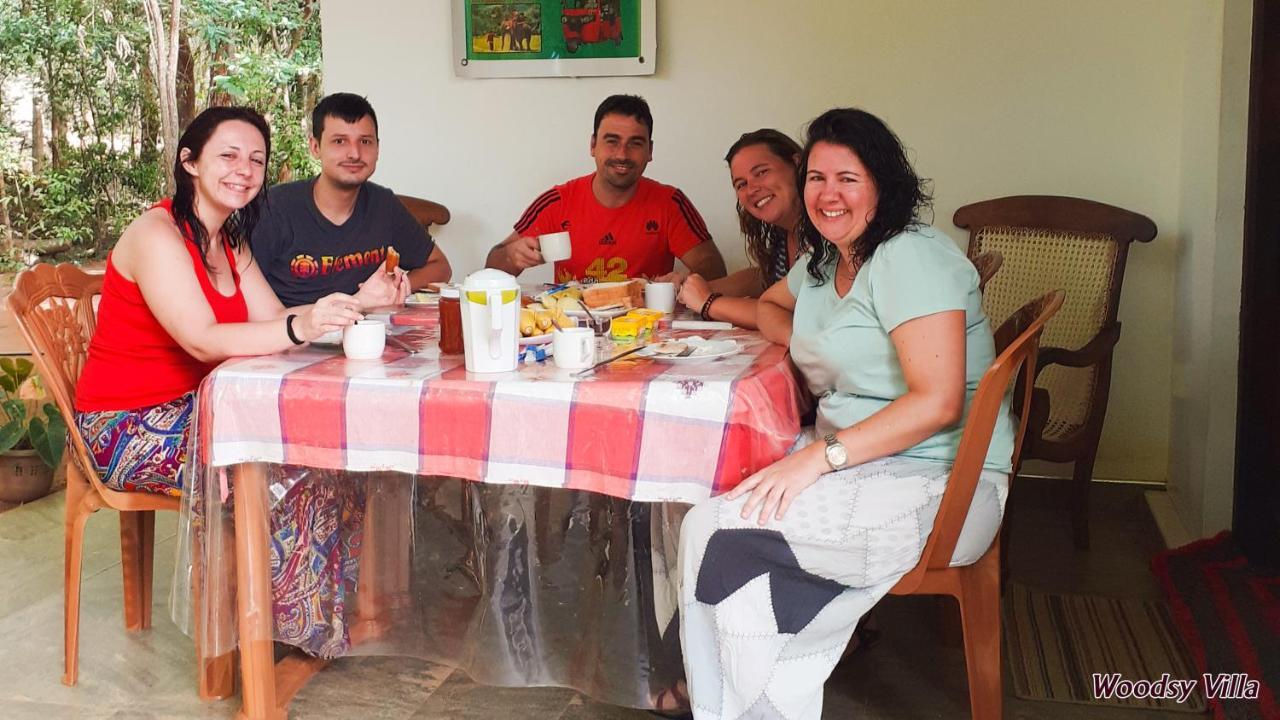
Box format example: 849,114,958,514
75,106,405,657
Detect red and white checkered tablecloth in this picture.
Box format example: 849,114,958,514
197,326,803,504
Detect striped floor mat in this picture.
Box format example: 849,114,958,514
1004,583,1207,712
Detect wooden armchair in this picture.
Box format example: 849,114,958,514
889,289,1064,720
396,194,450,232
6,263,232,697
954,196,1156,548
971,250,1003,292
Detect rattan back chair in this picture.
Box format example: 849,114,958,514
6,263,232,697
953,196,1156,548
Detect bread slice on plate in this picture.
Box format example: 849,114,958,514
581,279,645,309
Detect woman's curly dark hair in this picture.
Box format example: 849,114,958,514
171,106,272,273
796,108,932,284
724,129,802,284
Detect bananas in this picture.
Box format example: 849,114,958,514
519,302,573,337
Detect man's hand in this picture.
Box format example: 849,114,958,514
503,235,545,271
355,266,409,310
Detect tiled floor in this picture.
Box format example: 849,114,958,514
0,479,1186,719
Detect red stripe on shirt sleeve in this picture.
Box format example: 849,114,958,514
514,188,561,234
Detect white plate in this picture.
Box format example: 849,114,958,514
644,339,741,364
406,292,439,306
519,332,553,346
564,305,629,319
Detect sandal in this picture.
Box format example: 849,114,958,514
648,681,692,720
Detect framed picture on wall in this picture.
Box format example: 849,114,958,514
453,0,656,78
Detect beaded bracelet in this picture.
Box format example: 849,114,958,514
700,292,723,321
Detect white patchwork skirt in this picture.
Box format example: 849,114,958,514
678,433,1007,720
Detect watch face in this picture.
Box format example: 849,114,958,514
826,443,848,468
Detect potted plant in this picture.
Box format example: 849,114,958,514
0,357,67,504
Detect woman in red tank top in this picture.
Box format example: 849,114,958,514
73,106,408,658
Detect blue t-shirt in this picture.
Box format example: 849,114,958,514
251,179,433,307
786,226,1015,472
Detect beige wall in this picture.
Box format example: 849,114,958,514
319,0,1239,489
1168,0,1251,536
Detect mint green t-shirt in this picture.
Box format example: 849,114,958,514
786,226,1015,473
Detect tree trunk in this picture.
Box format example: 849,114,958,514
139,65,160,164
31,95,46,173
177,32,196,130
142,0,182,195
42,62,66,171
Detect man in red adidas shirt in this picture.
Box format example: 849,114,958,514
486,95,727,284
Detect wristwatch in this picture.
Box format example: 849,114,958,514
823,433,848,471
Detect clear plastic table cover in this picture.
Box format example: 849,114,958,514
172,464,691,710
166,324,804,712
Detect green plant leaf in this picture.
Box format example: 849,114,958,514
0,420,23,454
35,405,67,469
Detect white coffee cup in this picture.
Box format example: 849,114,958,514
538,231,572,263
343,319,386,360
552,327,595,369
644,281,676,314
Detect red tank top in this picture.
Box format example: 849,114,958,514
75,200,249,412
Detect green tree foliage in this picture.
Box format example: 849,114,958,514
0,0,321,270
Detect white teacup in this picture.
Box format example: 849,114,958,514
552,327,595,370
538,231,572,263
343,319,386,360
644,281,676,314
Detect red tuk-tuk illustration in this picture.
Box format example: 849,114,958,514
560,0,622,53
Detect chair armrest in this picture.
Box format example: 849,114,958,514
1034,322,1122,373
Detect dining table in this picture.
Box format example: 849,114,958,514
170,300,804,720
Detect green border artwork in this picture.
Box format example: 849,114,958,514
454,0,655,78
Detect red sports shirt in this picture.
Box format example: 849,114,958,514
513,174,712,283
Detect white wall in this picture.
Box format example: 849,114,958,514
320,0,1229,487
1168,0,1251,536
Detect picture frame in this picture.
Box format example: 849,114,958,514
452,0,656,79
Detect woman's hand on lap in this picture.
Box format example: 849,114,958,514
726,444,829,525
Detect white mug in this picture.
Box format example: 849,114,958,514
644,282,676,314
343,319,386,360
538,231,572,263
552,327,595,369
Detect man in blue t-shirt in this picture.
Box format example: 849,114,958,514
252,93,451,307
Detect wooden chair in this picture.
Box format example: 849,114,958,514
970,250,1003,292
396,194,450,231
6,263,232,697
954,196,1156,548
888,289,1064,720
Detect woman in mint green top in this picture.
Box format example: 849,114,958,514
677,109,1013,720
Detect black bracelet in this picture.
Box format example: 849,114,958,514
700,292,723,321
285,314,304,345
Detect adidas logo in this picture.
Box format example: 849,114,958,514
645,220,659,233
599,232,617,245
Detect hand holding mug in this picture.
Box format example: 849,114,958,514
504,236,545,270
297,293,363,341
